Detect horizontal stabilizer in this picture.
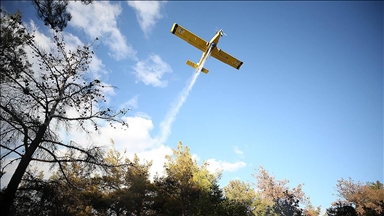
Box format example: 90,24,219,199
201,68,209,74
186,60,209,74
186,60,198,69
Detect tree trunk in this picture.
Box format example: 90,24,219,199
1,125,47,216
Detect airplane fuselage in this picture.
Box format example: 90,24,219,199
197,30,223,67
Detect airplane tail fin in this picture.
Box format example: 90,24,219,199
186,60,209,74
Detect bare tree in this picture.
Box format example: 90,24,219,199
252,166,314,215
0,10,128,215
253,166,308,205
332,178,384,216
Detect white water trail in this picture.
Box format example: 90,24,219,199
155,47,212,145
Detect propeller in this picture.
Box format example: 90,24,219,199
215,27,227,37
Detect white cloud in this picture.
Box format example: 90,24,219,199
86,51,106,79
68,1,137,60
64,114,156,153
127,1,166,38
234,146,244,156
132,54,172,87
121,95,139,110
26,20,52,51
1,159,54,188
1,158,19,187
206,159,246,173
61,113,171,180
105,116,156,152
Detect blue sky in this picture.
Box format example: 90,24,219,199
1,0,383,211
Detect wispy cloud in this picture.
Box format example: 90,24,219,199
121,95,139,110
68,1,137,60
206,159,246,173
234,146,244,156
127,1,166,38
132,54,172,87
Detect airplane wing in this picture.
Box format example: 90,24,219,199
170,23,208,52
210,47,243,70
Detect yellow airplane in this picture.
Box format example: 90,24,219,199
170,23,243,74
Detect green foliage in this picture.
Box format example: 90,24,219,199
224,179,256,213
86,145,155,215
224,179,256,204
152,142,254,215
10,165,94,216
153,141,222,215
326,201,357,216
10,141,381,216
252,193,277,216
